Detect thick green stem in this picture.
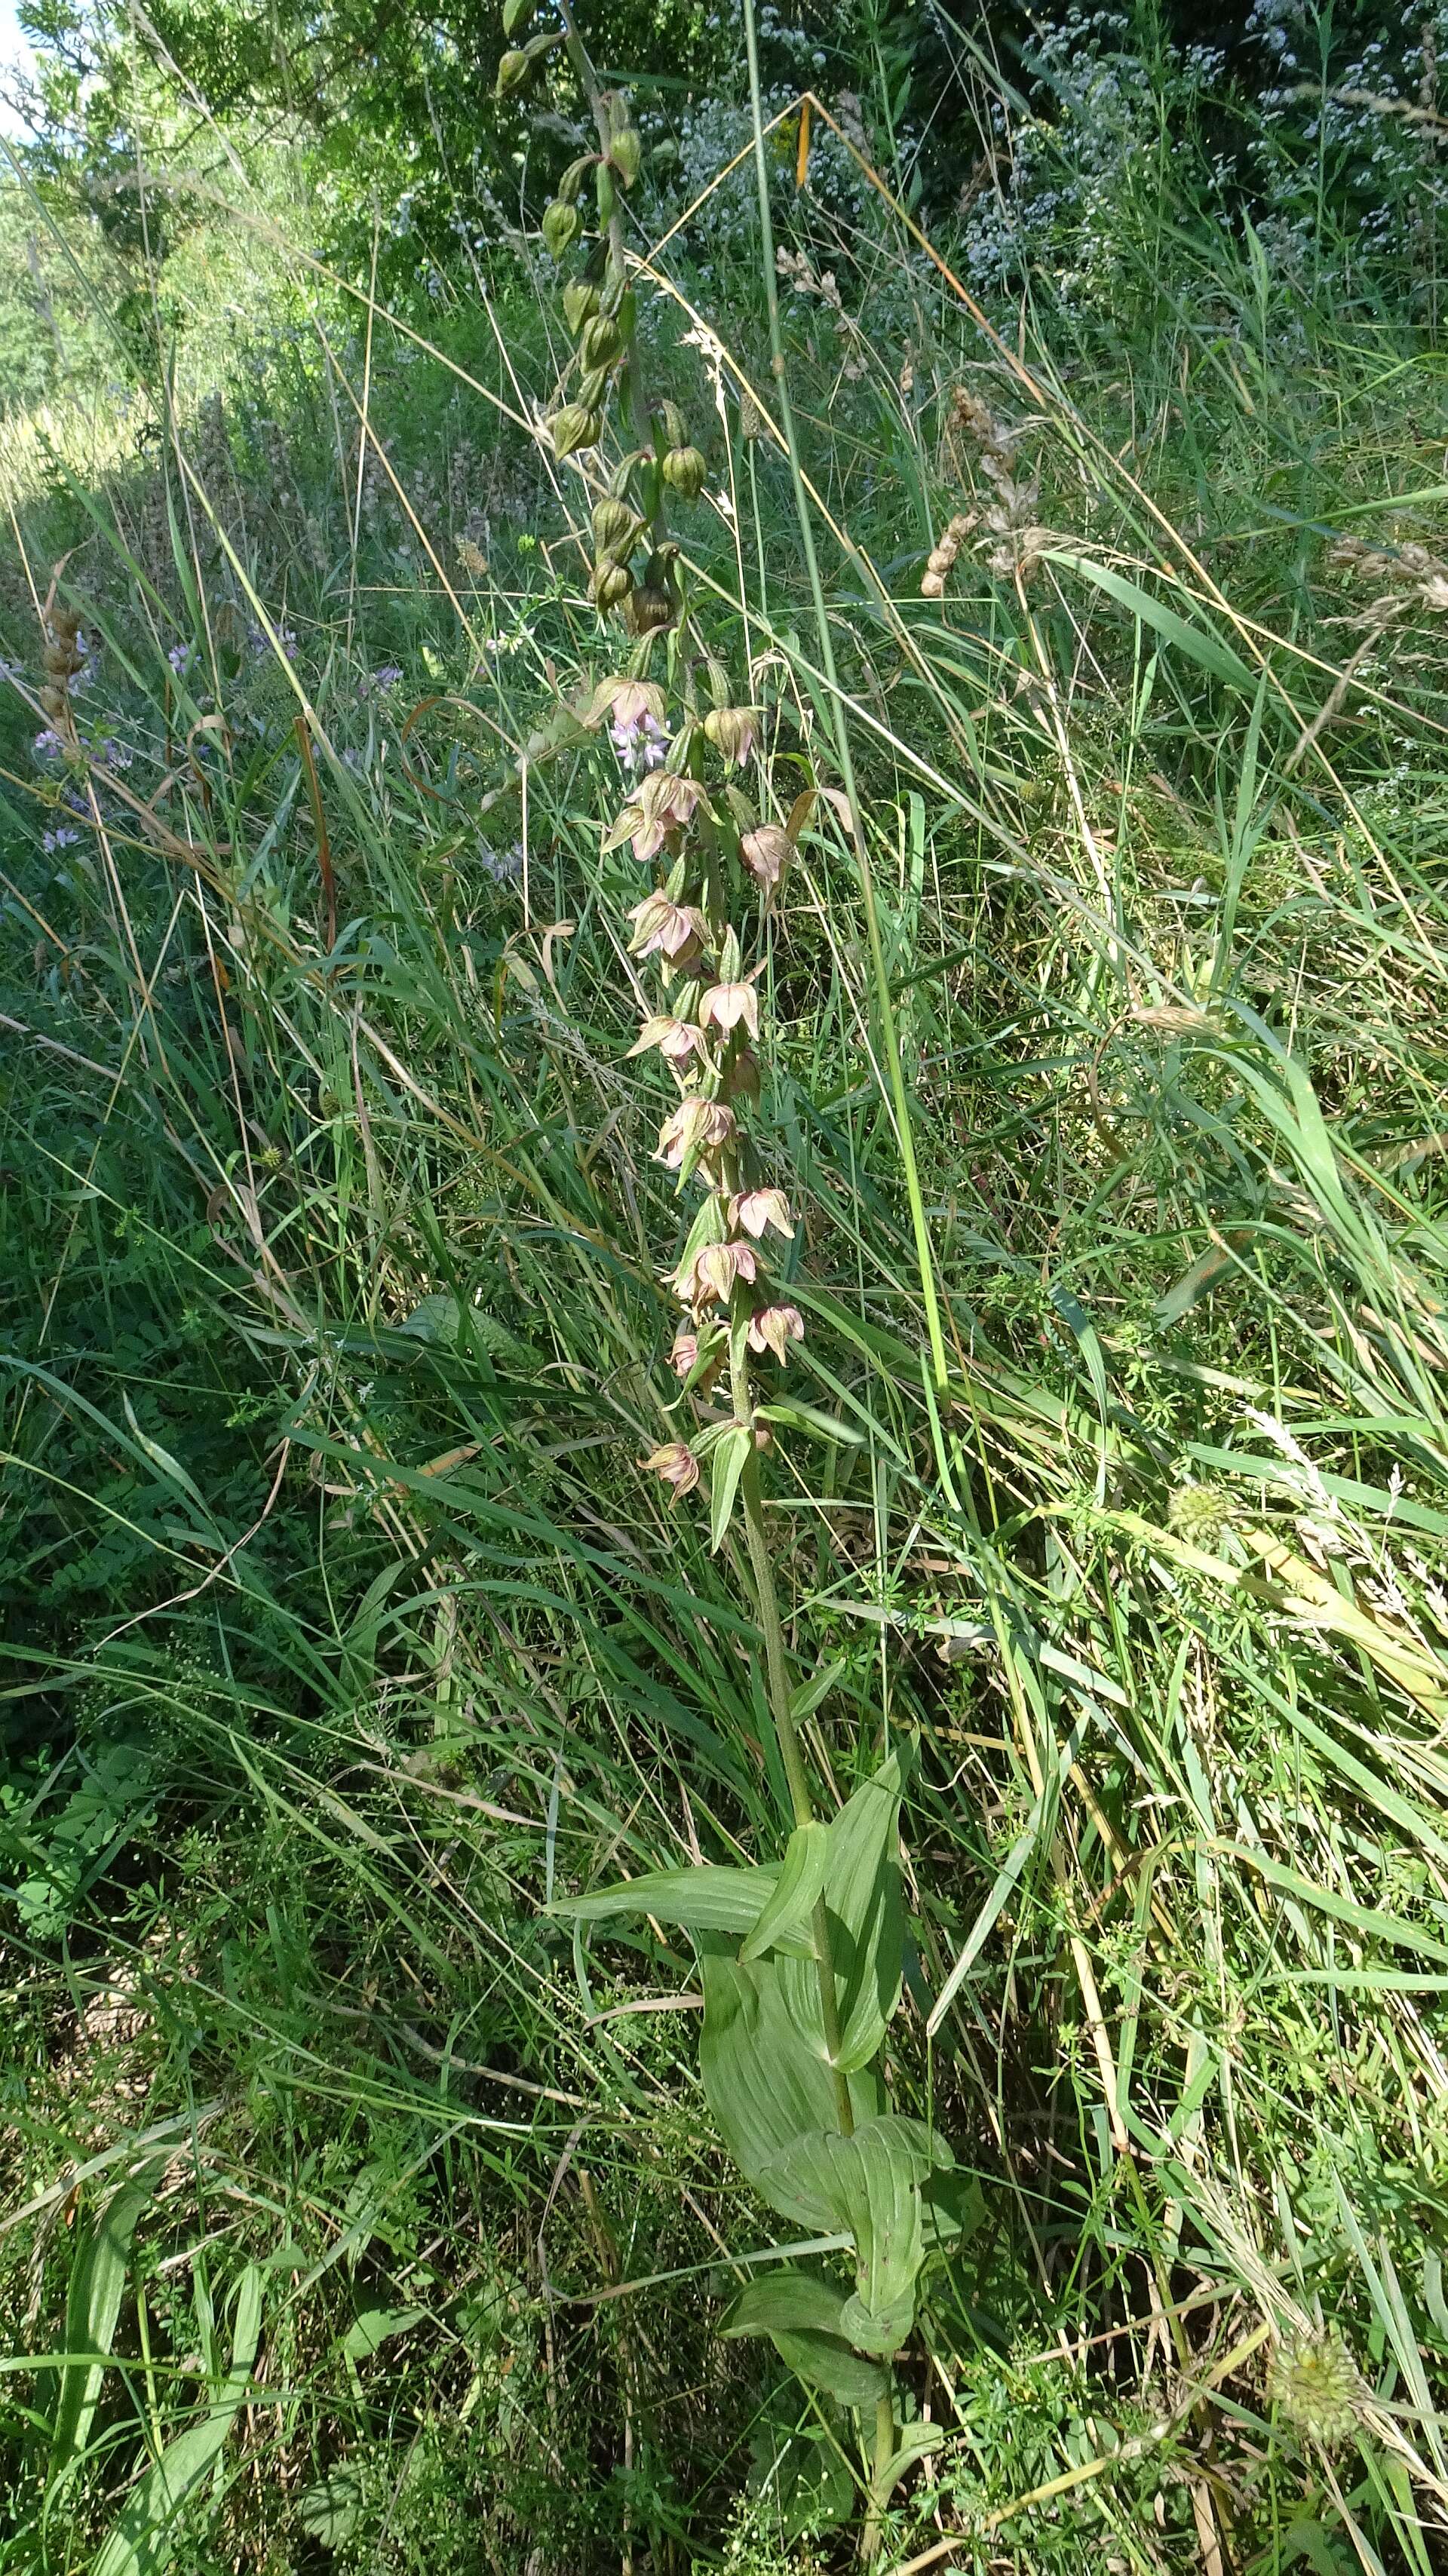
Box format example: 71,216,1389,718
739,0,949,1396
731,1317,854,2135
861,2388,897,2565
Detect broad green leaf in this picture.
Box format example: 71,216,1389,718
51,2162,165,2483
341,2304,425,2363
709,1423,753,1552
699,1955,882,2218
758,2115,947,2357
719,2267,888,2409
778,1747,910,2071
741,1821,830,1964
93,2263,262,2576
551,1860,800,1943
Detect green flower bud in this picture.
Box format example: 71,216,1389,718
541,199,581,258
657,400,687,452
592,496,639,555
495,47,529,94
575,363,612,412
591,559,634,609
557,153,593,207
661,445,707,500
501,0,532,31
595,163,616,225
579,313,621,369
630,584,673,634
562,277,600,336
548,404,600,458
609,126,641,188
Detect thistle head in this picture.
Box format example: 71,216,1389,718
1169,1483,1233,1550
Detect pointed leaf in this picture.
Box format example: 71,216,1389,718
721,2273,888,2407
93,2264,262,2576
709,1423,753,1552
778,1746,910,2071
699,1954,882,2219
741,1821,830,1963
551,1861,783,1937
51,2163,165,2482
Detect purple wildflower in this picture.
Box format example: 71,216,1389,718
610,708,670,777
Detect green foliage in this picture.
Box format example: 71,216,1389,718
5,0,1448,2566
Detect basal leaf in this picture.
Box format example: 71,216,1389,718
758,2115,949,2358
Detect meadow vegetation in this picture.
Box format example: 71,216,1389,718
5,2,1448,2568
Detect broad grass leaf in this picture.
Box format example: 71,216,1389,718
93,2263,262,2576
51,2161,166,2484
1044,550,1256,694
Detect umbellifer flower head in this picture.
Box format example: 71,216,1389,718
642,1440,700,1498
747,1303,805,1363
675,1237,759,1309
626,894,710,964
656,1097,735,1170
729,1188,793,1241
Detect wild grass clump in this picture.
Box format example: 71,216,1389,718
4,4,1448,2570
